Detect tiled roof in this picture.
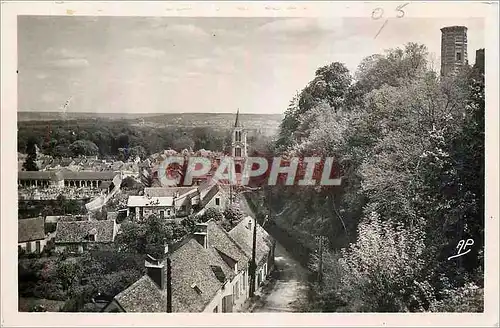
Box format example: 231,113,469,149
18,171,58,181
144,187,198,198
18,170,116,181
18,217,45,243
229,217,272,265
115,236,230,313
114,275,168,312
206,221,249,271
170,238,226,312
62,171,116,180
55,220,115,243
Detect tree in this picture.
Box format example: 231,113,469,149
56,259,82,291
129,145,147,160
115,215,173,259
196,207,224,223
276,62,352,150
272,42,484,312
22,137,39,171
69,140,99,157
172,135,195,151
222,205,244,231
336,212,427,312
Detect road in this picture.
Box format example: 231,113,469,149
235,193,310,312
251,243,309,312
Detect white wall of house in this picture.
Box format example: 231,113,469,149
204,190,228,211
18,239,47,253
203,268,248,313
55,244,84,254
130,206,175,219
204,288,224,313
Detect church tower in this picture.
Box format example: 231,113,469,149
231,109,247,159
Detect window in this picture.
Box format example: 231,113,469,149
36,241,41,253
167,209,171,216
160,210,165,218
235,147,241,157
456,52,462,61
235,130,241,142
215,197,220,206
191,283,202,295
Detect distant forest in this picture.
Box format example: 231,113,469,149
17,114,278,160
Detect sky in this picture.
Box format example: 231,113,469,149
18,16,484,114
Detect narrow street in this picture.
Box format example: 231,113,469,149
235,193,310,312
251,243,309,312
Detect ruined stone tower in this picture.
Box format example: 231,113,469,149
440,26,468,76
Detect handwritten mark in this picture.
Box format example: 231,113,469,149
448,238,474,261
373,3,409,39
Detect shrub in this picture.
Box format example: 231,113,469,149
335,212,427,312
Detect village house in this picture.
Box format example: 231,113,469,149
229,216,275,290
18,217,47,254
103,217,275,313
127,180,228,220
103,220,251,313
54,219,118,253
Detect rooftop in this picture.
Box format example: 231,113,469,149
229,216,273,265
115,237,230,313
144,187,198,198
18,217,45,243
55,220,116,244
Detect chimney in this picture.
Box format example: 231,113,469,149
246,218,252,230
194,222,208,249
145,254,165,290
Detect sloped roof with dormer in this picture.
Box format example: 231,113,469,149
229,217,273,265
114,236,230,313
55,220,116,244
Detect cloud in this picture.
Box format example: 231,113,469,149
163,24,210,39
212,45,247,58
255,18,343,35
187,58,212,69
44,47,89,68
51,58,89,68
44,47,83,58
124,47,166,58
185,71,203,77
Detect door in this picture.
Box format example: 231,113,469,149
26,241,32,253
222,295,233,312
36,241,41,253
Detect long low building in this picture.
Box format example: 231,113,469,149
18,170,118,189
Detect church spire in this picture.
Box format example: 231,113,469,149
234,109,242,128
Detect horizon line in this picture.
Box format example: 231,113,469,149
17,111,285,115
